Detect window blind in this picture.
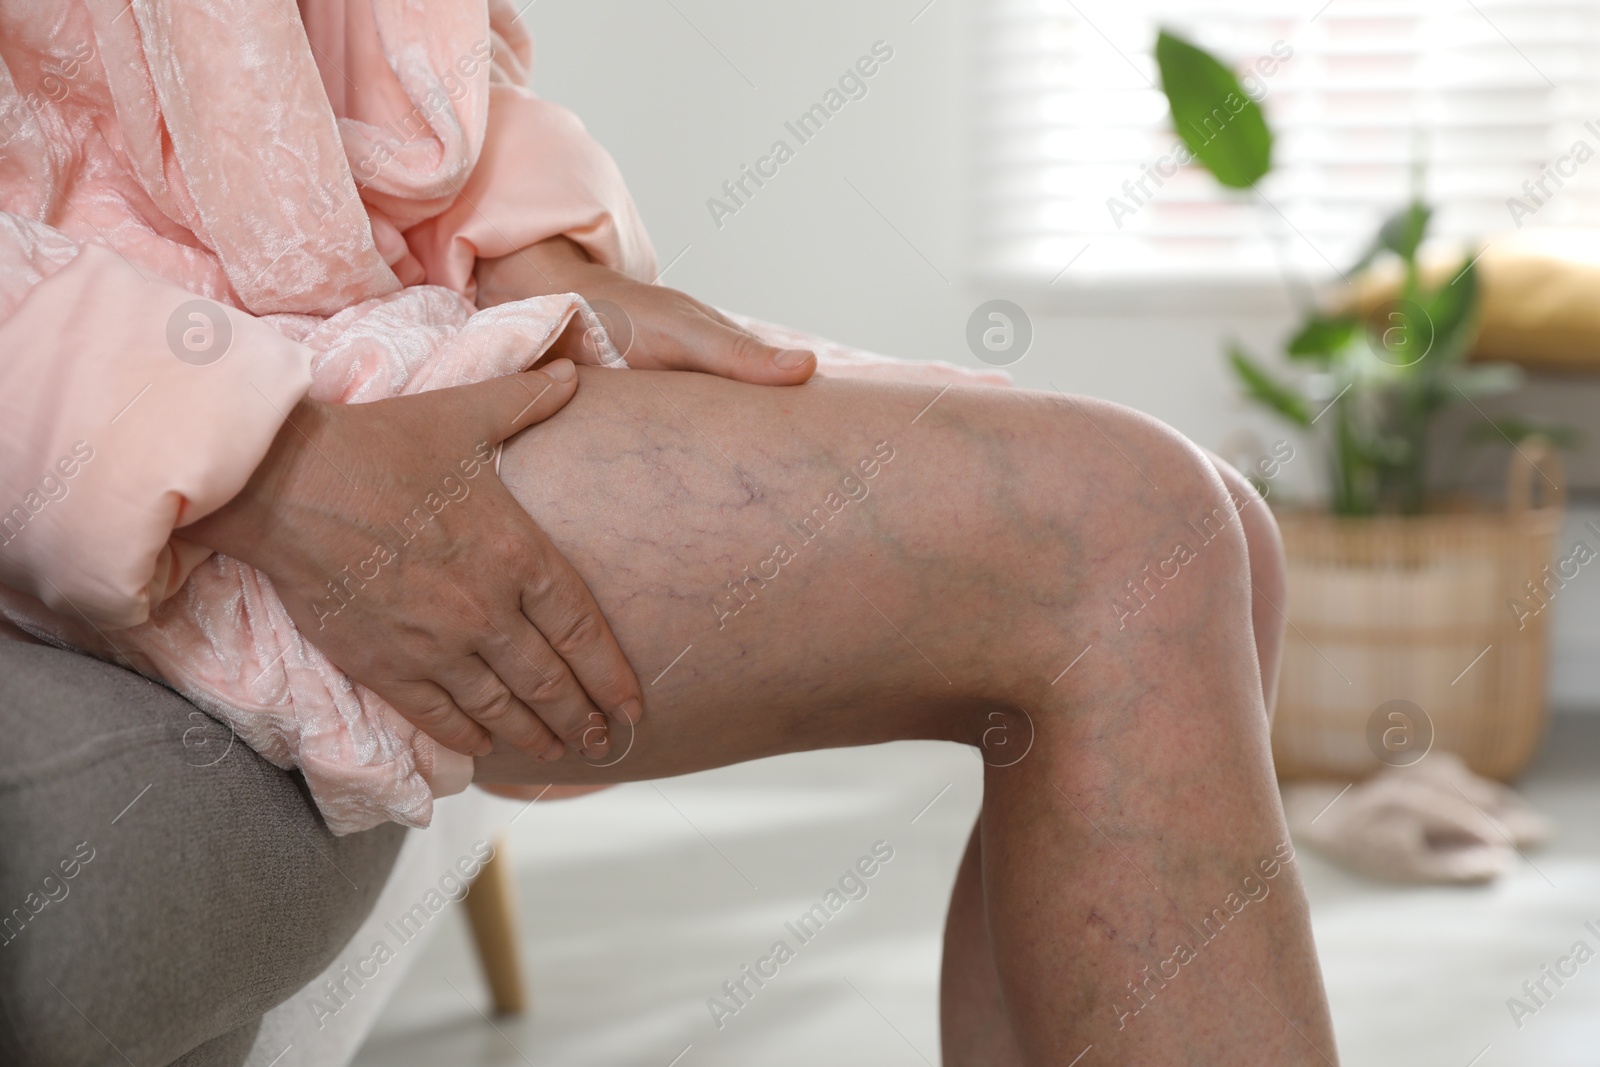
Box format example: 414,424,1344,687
972,0,1600,286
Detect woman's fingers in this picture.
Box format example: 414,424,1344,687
475,616,615,759
435,359,637,754
430,653,570,761
450,359,581,446
696,321,817,385
437,363,640,756
477,236,816,388
558,281,816,386
652,303,816,385
369,678,494,758
517,522,643,730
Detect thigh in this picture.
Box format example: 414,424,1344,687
476,366,1208,786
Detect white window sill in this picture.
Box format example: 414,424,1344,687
968,265,1329,318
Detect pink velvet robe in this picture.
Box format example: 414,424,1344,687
0,0,1002,832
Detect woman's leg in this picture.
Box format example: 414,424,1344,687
938,453,1289,1065
942,821,1027,1065
474,367,1335,1064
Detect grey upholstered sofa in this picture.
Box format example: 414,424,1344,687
0,640,514,1066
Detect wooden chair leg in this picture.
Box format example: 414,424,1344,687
463,832,528,1015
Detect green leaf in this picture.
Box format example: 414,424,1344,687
1367,302,1434,370
1362,252,1479,370
1424,253,1480,359
1379,201,1431,261
1349,200,1432,273
1228,345,1312,427
1155,30,1273,189
1286,315,1358,361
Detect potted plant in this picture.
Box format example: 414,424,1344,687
1154,30,1569,779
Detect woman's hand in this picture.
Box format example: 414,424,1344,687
181,360,641,762
476,236,818,385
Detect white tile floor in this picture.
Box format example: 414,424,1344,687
354,718,1600,1066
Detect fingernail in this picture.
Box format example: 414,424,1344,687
540,738,566,762
773,348,811,370
545,358,576,382
616,698,643,724
473,738,494,757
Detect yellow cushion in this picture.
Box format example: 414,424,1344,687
1341,229,1600,372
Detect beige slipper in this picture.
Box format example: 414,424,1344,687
1375,751,1552,849
1283,776,1516,884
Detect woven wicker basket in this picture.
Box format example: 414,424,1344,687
1270,440,1567,782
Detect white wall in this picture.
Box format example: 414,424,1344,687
523,1,1295,444
521,0,1595,709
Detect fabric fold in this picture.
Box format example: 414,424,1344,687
0,237,313,629
403,86,660,295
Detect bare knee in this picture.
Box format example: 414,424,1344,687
1204,451,1288,714
985,396,1262,712
1052,397,1254,605
1204,450,1288,605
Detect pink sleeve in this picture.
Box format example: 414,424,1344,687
0,214,313,629
404,84,659,295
